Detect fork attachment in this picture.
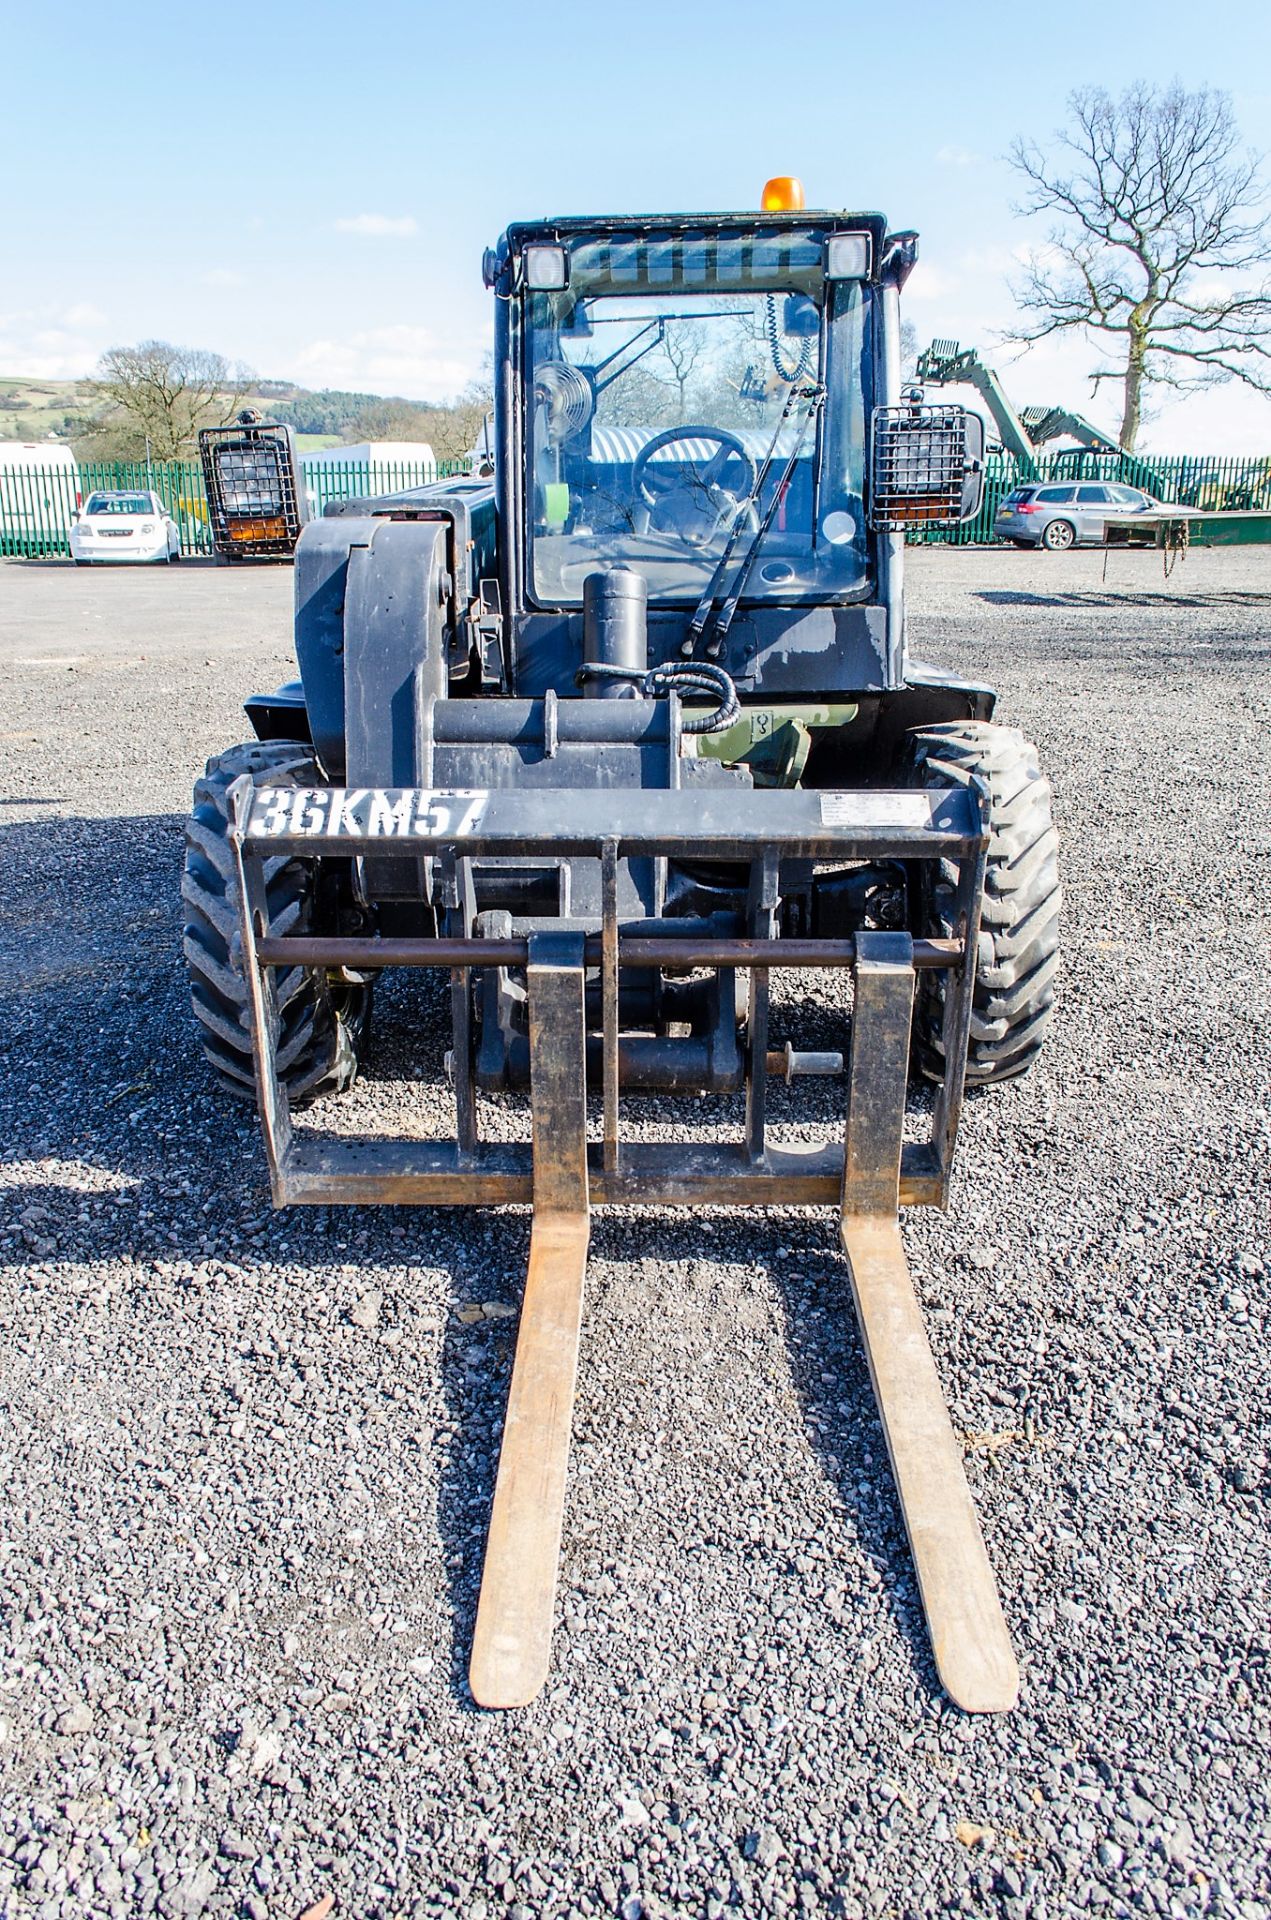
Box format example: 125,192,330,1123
229,779,1018,1711
470,935,591,1708
841,937,1018,1713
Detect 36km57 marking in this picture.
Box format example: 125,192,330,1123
250,788,488,839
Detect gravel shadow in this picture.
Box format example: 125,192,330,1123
977,585,1270,609
0,816,523,1709
759,1225,944,1703
0,806,949,1709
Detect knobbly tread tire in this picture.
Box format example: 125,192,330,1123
903,721,1061,1087
182,740,369,1104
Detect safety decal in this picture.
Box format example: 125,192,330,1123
820,792,934,827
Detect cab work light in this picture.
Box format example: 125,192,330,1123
869,402,983,530
826,232,871,280
524,245,568,289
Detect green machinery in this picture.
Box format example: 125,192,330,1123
916,339,1122,480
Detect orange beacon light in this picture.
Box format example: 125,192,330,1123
761,176,806,211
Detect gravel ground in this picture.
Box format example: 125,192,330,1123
0,547,1267,1920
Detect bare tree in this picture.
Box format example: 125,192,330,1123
1007,82,1271,449
433,364,495,465
346,361,495,466
598,364,681,434
85,342,254,460
659,321,710,420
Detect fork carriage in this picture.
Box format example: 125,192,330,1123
226,776,1019,1712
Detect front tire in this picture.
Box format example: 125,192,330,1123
903,722,1061,1087
182,740,371,1103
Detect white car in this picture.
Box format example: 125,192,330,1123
70,490,182,564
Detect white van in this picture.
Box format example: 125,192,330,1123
301,441,437,515
0,442,80,546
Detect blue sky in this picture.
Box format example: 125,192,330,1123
3,0,1269,449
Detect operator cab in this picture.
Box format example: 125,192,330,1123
487,204,887,631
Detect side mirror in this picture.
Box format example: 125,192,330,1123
782,293,821,339
562,300,593,339
868,398,985,531
957,409,985,523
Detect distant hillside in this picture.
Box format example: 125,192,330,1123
0,371,489,464
0,376,100,445
0,376,418,455
255,384,397,438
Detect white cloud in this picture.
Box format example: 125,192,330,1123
935,145,980,169
333,213,419,238
1156,380,1271,455
61,303,107,329
201,268,246,288
0,303,109,380
904,260,958,303
290,324,476,400
956,243,1025,276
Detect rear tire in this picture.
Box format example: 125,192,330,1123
902,722,1061,1087
182,740,371,1103
1041,519,1075,551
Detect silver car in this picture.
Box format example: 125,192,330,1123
994,481,1177,551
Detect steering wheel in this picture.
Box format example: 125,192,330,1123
632,426,758,545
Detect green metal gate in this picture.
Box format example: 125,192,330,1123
2,448,1269,559
0,456,468,559
912,449,1271,545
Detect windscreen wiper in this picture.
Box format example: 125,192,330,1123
591,319,666,394
591,310,751,394
682,382,826,660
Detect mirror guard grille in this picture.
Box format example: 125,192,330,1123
869,403,970,531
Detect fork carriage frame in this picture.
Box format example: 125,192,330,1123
228,776,1020,1714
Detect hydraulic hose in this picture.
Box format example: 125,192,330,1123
574,659,740,734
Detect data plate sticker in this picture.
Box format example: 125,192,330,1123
250,788,488,840
820,792,934,827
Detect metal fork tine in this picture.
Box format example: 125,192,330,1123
469,933,590,1709
841,934,1018,1714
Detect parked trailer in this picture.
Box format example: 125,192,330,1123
1105,509,1271,551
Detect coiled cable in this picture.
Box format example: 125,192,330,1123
765,293,816,385
574,659,740,734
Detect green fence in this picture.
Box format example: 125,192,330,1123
3,446,1270,560
0,455,469,559
913,448,1271,545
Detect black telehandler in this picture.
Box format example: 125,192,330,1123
183,179,1060,1712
